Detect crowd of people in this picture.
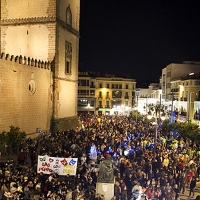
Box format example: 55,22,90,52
0,114,200,200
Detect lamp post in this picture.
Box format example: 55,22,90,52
147,109,165,156
135,89,140,122
170,93,174,123
188,92,194,123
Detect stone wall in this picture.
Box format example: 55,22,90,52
0,0,80,133
0,54,52,134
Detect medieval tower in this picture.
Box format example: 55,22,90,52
0,0,80,133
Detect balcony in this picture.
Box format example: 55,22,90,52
105,105,110,109
98,96,102,99
106,96,110,99
90,85,95,88
171,88,179,93
112,96,122,99
97,105,103,108
180,97,188,101
179,111,187,116
124,96,129,99
194,114,200,120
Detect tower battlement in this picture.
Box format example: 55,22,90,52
0,53,51,70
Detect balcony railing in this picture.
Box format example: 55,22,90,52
179,111,187,116
194,114,200,120
171,88,179,92
112,96,122,98
180,97,188,101
124,96,129,99
90,85,95,88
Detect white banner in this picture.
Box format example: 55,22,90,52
37,155,78,176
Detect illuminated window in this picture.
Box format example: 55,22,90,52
65,42,72,74
66,6,72,25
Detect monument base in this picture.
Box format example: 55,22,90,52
96,182,114,200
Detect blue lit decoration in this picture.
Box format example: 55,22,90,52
112,152,118,158
149,143,154,149
170,111,176,123
89,143,97,160
108,146,112,153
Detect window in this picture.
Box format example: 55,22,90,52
126,84,128,89
107,84,109,88
106,101,110,108
119,84,122,89
78,90,89,95
186,91,188,99
99,91,102,98
99,101,102,107
99,84,102,88
65,42,72,74
66,6,72,25
78,80,89,86
112,90,122,98
90,90,95,96
112,84,114,89
106,92,109,98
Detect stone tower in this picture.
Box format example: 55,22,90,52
0,0,80,133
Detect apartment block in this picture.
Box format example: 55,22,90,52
78,72,136,115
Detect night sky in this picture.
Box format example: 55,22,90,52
79,0,200,83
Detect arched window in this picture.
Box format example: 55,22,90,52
66,6,72,26
65,41,72,74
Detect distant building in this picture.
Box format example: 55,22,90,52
0,0,80,134
136,83,166,116
170,72,200,124
78,72,136,115
161,61,200,101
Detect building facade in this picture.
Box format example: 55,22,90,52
161,62,200,101
170,73,200,125
0,0,80,133
78,72,136,115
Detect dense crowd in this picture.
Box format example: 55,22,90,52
0,114,200,200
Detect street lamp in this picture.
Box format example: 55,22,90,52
147,111,165,154
135,89,140,122
188,92,195,123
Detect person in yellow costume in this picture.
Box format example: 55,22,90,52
163,155,169,169
143,140,147,148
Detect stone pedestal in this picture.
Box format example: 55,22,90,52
96,182,114,200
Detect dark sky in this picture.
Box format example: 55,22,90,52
79,0,200,82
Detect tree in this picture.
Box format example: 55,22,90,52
161,121,200,141
130,110,143,122
0,131,7,153
177,122,200,141
6,126,26,150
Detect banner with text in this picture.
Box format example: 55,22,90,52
37,155,78,176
